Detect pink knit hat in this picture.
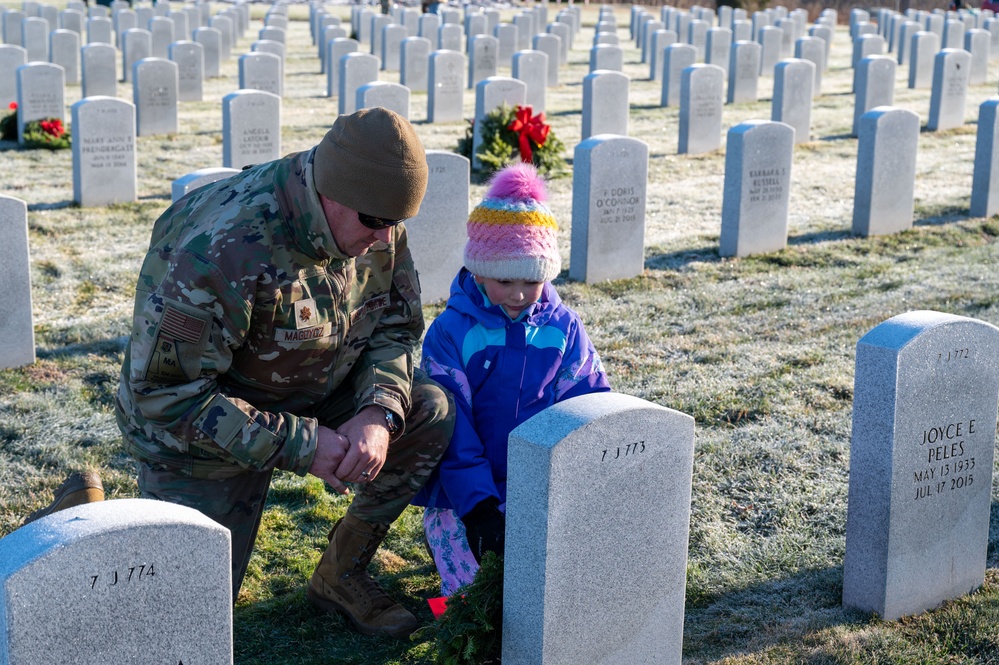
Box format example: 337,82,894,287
464,163,561,282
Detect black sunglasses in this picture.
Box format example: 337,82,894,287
357,212,406,231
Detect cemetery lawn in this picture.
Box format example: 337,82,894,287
5,3,999,663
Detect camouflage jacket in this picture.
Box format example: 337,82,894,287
115,148,424,479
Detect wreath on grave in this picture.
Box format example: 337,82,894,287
417,551,504,665
456,103,567,177
0,103,71,150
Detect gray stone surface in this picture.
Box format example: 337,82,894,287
0,498,232,663
356,80,409,119
679,63,724,154
86,16,112,44
794,36,824,94
590,43,624,73
49,29,80,86
771,58,815,143
121,28,151,83
853,56,897,137
168,40,203,102
148,15,173,58
689,18,709,60
897,20,922,65
727,39,760,104
208,14,232,62
842,311,999,621
705,27,732,73
438,23,462,52
72,95,136,207
2,10,24,47
582,69,628,140
471,76,525,170
258,26,285,45
223,89,280,169
971,98,999,217
132,57,177,136
418,13,440,41
325,38,358,98
400,36,430,93
758,25,782,76
172,167,240,203
660,42,696,107
569,135,648,283
928,48,971,131
381,23,407,72
964,28,990,84
469,34,498,89
942,17,965,48
852,106,919,236
512,49,547,113
720,120,794,257
318,26,347,72
852,33,886,70
0,46,27,109
238,51,282,97
20,17,47,63
908,30,939,89
427,49,464,123
532,33,560,87
193,27,221,78
0,195,34,370
649,29,677,81
501,392,694,664
15,62,64,146
338,51,378,115
405,151,470,304
547,21,571,62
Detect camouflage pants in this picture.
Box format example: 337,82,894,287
137,369,454,601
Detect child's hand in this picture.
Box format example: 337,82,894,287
462,497,506,564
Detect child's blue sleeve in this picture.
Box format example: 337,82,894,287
421,316,501,518
554,315,612,402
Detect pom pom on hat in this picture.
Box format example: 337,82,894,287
464,164,561,283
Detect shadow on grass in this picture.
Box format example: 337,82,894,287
646,243,722,270
36,335,128,360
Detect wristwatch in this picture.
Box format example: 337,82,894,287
382,407,401,437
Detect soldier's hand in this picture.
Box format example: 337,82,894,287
309,426,352,495
334,406,391,483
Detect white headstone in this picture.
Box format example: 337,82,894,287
356,80,410,119
853,56,896,137
581,69,628,140
771,58,815,143
843,311,999,621
15,62,65,145
852,106,919,236
427,49,465,123
660,42,696,106
193,26,221,78
405,151,470,304
0,45,27,109
727,40,760,104
971,98,999,218
469,34,499,89
400,36,430,93
719,120,794,257
72,96,136,207
928,48,971,131
512,49,547,113
569,135,649,283
0,195,34,370
678,63,724,154
49,29,80,85
223,89,281,169
169,40,203,102
502,393,694,665
172,166,240,203
0,499,232,663
338,51,378,115
132,56,177,136
121,28,151,83
326,38,358,98
238,51,282,97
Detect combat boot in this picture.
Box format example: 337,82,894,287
307,512,419,639
23,471,104,526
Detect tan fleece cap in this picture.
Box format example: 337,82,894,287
314,107,429,220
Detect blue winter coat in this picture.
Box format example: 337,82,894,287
412,268,611,517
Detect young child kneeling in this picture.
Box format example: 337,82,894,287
412,163,611,595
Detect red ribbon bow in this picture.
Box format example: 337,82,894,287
507,105,550,164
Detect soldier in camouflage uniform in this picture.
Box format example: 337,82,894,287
115,108,455,639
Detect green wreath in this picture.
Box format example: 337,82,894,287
457,103,567,178
0,105,71,150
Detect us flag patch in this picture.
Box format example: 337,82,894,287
160,305,207,344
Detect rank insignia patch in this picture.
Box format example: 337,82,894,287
294,299,318,329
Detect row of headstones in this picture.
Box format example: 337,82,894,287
858,5,999,65
9,58,280,165
3,304,997,663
